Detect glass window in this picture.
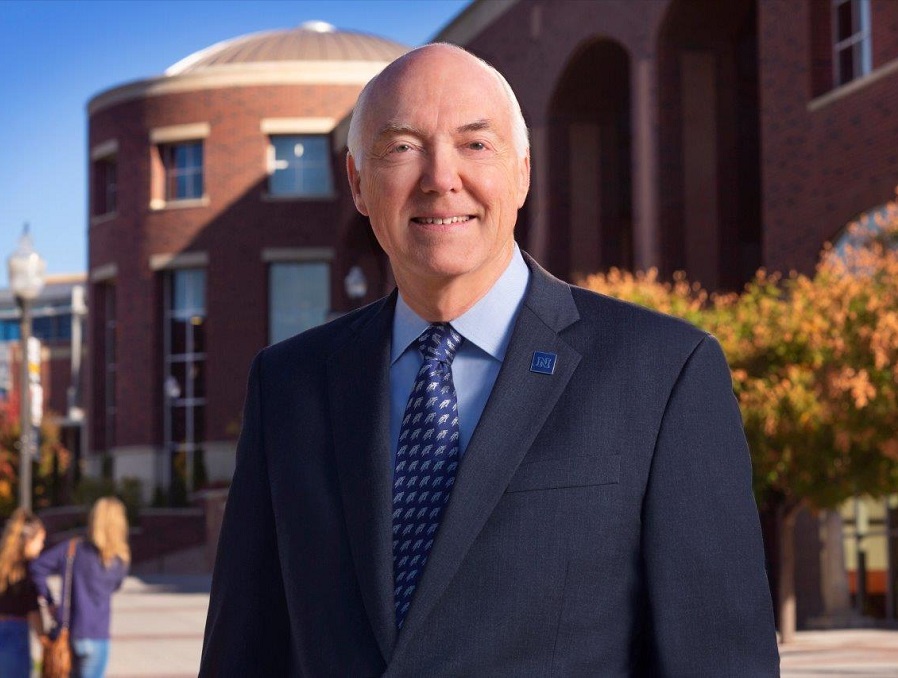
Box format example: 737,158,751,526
104,284,116,450
164,268,207,496
93,157,117,216
268,135,333,197
31,314,72,342
269,261,330,344
0,320,21,341
833,0,872,87
161,141,204,200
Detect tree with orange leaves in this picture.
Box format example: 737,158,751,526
0,398,71,518
581,191,898,643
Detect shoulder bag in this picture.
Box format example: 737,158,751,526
40,538,77,678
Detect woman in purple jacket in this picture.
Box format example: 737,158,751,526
31,497,130,678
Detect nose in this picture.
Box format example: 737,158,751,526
419,144,461,195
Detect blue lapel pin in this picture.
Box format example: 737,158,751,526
530,351,557,375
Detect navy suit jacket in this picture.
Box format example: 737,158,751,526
200,255,779,676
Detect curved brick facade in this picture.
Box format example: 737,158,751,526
86,30,405,497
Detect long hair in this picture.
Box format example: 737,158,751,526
87,497,131,568
0,508,44,593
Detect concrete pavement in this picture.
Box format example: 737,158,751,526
779,629,898,677
33,574,898,677
106,575,209,678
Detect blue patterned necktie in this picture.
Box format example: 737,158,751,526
393,323,463,630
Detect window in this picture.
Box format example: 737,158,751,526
90,282,115,452
269,261,330,344
161,141,204,201
268,135,333,197
0,311,71,342
104,284,116,451
93,156,117,216
31,313,73,342
833,0,872,87
164,269,207,497
0,320,19,341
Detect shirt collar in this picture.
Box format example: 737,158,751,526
391,245,530,364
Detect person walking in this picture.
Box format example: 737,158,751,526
31,497,129,678
0,508,47,678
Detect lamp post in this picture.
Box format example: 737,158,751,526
344,265,367,309
7,224,46,510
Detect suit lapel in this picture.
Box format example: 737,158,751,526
391,257,582,660
328,294,398,660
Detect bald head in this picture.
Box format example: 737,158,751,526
347,43,529,168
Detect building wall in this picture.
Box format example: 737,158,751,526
87,80,379,479
453,0,669,278
758,0,898,274
450,0,898,281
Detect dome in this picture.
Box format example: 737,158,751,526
166,22,409,75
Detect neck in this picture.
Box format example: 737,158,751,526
395,245,514,322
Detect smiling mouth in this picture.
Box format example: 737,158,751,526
412,216,473,225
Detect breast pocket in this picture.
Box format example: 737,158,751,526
505,454,621,493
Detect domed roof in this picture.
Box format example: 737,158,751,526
166,21,409,75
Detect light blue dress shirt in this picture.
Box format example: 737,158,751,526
390,246,531,467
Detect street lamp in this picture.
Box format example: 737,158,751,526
7,224,46,510
344,265,367,308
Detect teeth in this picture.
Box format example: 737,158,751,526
416,216,470,225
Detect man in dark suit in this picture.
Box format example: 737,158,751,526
201,44,779,676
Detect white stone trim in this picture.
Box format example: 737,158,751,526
149,123,211,144
89,61,394,115
149,251,209,271
90,139,119,160
808,56,898,112
260,117,336,134
90,263,118,282
149,195,210,211
106,445,158,503
261,247,334,263
90,212,118,228
203,441,237,484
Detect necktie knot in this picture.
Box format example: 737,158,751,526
416,323,462,365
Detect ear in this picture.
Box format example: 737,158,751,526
516,152,531,209
346,152,369,216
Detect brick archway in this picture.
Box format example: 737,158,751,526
547,38,633,281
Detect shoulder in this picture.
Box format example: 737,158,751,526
521,251,708,360
40,537,72,562
569,284,708,351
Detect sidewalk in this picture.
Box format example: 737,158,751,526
94,577,898,676
780,629,898,677
106,575,210,678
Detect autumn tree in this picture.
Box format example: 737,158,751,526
580,191,898,642
0,398,72,518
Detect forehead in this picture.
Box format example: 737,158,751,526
366,51,511,137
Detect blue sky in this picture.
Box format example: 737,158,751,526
0,0,470,278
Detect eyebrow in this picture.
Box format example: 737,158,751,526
373,119,495,141
457,119,493,134
374,123,427,140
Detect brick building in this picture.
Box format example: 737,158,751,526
433,0,898,625
1,273,87,463
86,2,898,617
437,0,898,286
86,22,407,499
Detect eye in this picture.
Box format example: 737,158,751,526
468,141,486,151
393,143,413,153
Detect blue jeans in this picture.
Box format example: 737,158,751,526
0,618,31,678
72,638,110,678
